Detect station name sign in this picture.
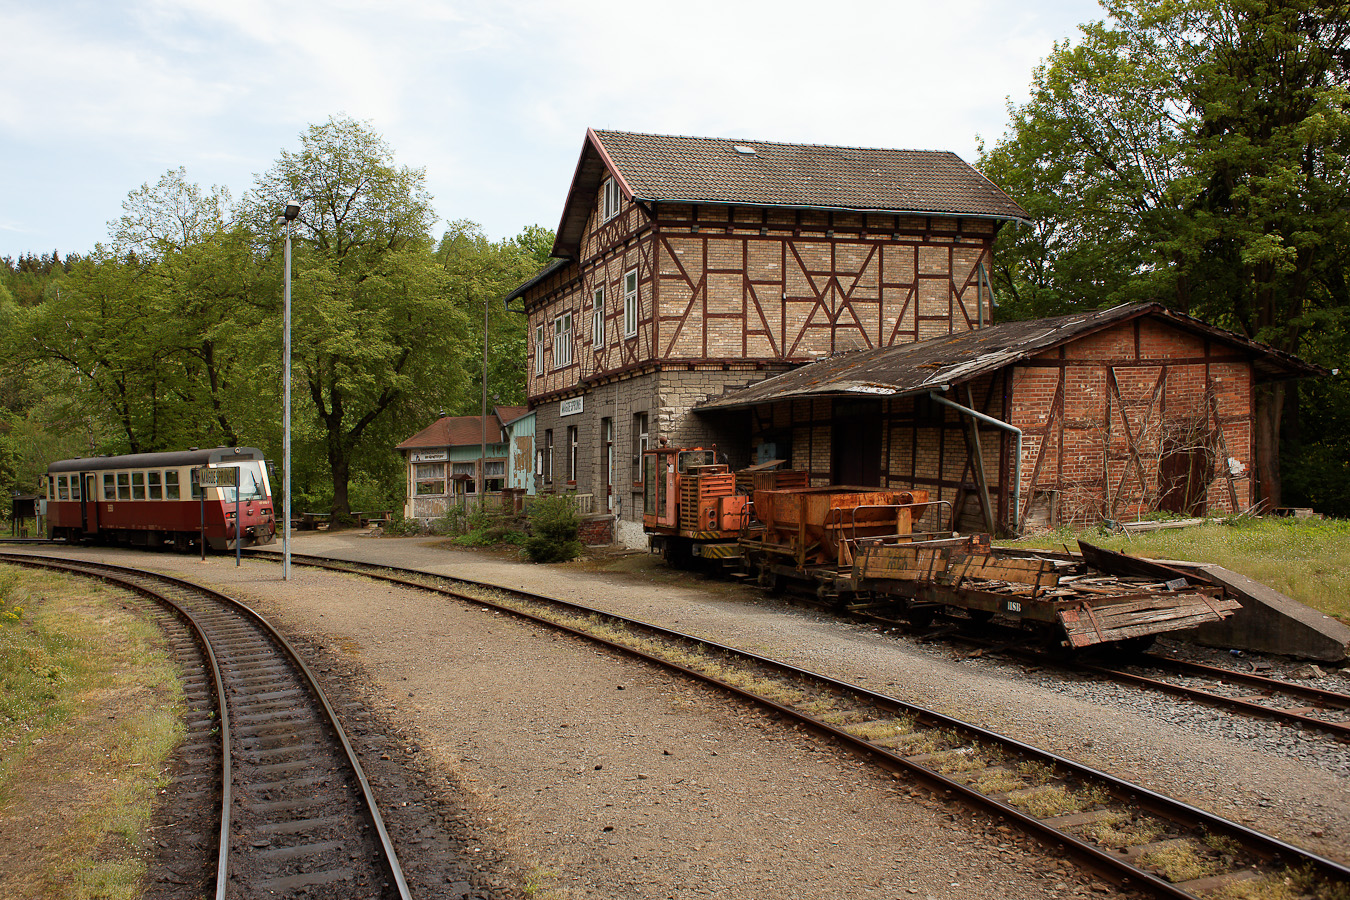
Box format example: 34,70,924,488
196,466,237,487
411,450,449,463
560,397,584,417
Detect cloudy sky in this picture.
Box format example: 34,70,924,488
0,0,1104,261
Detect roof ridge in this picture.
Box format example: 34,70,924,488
593,128,962,157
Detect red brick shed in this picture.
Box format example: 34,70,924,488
696,303,1325,533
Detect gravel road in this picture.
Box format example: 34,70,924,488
29,534,1349,899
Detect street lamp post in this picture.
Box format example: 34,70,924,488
281,200,300,580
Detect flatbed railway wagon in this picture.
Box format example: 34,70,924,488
45,447,278,552
644,445,1241,651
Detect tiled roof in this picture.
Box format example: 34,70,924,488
548,128,1030,259
696,303,1327,411
593,129,1030,221
396,415,505,451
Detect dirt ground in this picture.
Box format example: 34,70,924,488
16,534,1350,899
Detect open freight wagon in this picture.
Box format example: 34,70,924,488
643,444,1240,651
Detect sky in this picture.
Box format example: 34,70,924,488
0,0,1106,262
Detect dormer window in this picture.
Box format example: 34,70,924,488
602,177,621,221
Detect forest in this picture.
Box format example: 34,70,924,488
2,0,1347,519
0,117,553,519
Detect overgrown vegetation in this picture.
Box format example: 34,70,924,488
1005,516,1350,624
0,566,184,898
522,494,583,563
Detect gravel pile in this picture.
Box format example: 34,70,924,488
36,536,1349,899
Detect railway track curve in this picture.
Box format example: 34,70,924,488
0,552,411,900
238,548,1349,900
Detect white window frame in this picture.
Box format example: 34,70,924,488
623,269,638,338
553,311,573,368
602,177,621,221
592,285,605,348
535,323,546,376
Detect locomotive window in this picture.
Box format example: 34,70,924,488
57,475,69,501
131,472,146,500
117,473,131,500
165,470,180,500
148,471,162,500
677,450,715,472
103,473,116,500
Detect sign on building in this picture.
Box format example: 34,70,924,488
560,397,584,417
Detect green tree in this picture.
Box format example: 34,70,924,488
436,221,556,417
981,0,1350,508
243,116,471,518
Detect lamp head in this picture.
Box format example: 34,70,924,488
283,200,301,221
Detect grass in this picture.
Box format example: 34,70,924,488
1138,839,1222,883
1004,517,1350,624
0,565,184,899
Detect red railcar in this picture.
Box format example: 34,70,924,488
45,447,277,552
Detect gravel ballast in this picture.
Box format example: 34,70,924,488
27,535,1350,899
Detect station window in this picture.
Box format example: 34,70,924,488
117,473,131,500
553,311,573,368
631,411,648,484
567,425,578,483
165,470,181,500
103,473,116,500
602,177,621,221
624,270,638,337
592,286,605,348
148,470,162,500
535,324,546,376
131,471,146,500
414,462,445,496
544,429,554,484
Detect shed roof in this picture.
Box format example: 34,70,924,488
696,303,1327,412
396,410,521,452
550,128,1031,259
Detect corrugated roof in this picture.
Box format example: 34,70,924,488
696,303,1327,411
550,128,1031,259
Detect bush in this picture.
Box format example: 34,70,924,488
522,494,583,563
452,504,526,548
382,513,424,536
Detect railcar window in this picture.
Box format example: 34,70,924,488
190,470,202,500
221,464,266,503
165,470,180,500
117,473,131,500
148,471,162,500
104,473,116,500
71,477,80,501
131,472,146,499
57,475,69,501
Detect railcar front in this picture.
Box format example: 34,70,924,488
45,447,278,552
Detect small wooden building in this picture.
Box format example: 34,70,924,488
396,407,533,521
696,303,1324,532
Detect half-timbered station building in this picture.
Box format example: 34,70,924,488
506,129,1031,543
696,302,1324,533
395,406,534,522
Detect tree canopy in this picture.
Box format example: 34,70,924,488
980,0,1350,511
0,117,554,519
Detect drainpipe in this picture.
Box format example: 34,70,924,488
928,389,1023,534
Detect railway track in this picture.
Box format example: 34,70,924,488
0,552,411,900
229,548,1348,900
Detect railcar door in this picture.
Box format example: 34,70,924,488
81,473,100,535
